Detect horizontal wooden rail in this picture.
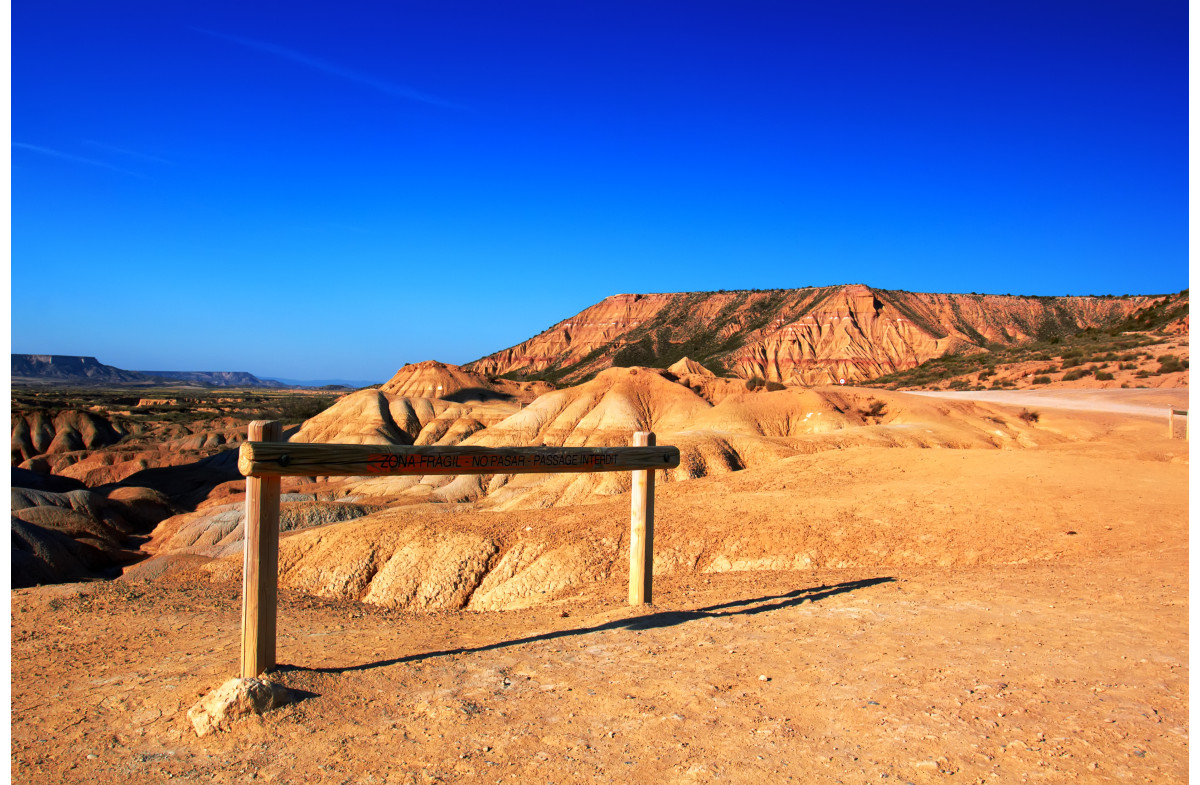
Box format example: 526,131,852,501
239,442,680,478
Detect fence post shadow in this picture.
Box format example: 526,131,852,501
279,576,896,676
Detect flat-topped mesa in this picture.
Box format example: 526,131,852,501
465,284,1157,386
11,354,151,384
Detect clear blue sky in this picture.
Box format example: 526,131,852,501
11,1,1188,381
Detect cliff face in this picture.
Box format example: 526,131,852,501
465,285,1156,385
11,355,151,385
467,294,675,378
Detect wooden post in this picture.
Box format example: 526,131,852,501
241,420,282,678
629,431,656,606
1168,407,1174,439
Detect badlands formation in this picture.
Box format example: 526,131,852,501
465,284,1162,385
10,289,1191,784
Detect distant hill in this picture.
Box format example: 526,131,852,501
11,355,283,388
11,355,153,385
264,377,382,389
465,284,1163,385
137,370,284,388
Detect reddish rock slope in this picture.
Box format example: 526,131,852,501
466,284,1156,385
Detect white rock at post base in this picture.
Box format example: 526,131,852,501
188,677,295,737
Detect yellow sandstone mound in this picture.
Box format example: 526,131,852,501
379,360,551,403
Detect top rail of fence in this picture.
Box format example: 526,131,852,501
238,441,681,478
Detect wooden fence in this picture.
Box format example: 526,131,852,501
236,421,680,678
1167,407,1189,440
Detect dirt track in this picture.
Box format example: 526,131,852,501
908,388,1188,418
10,556,1187,784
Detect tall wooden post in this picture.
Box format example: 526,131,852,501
241,420,282,678
629,431,656,606
1168,407,1174,439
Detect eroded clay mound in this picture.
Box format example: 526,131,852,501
138,371,1065,579
10,481,174,588
174,423,1183,613
11,409,123,464
198,509,624,612
378,360,553,404
280,368,1056,511
137,498,388,564
290,389,517,447
291,390,447,445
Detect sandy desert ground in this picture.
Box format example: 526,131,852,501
10,386,1189,784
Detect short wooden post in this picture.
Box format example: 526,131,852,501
1168,407,1174,438
629,431,655,605
241,419,282,678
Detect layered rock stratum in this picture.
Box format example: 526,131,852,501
465,284,1158,385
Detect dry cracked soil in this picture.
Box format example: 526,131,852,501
10,395,1190,785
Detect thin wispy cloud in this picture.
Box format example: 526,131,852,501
12,143,146,177
195,28,463,110
84,140,174,166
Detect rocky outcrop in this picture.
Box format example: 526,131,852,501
467,293,676,378
465,285,1155,385
188,678,296,737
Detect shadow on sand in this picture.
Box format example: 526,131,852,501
281,576,895,675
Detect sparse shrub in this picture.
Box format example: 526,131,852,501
859,399,888,419
1136,370,1151,378
765,381,786,392
1095,371,1114,381
1019,409,1040,424
1062,369,1089,381
1157,354,1186,374
978,370,992,380
1061,357,1085,368
1031,375,1051,384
